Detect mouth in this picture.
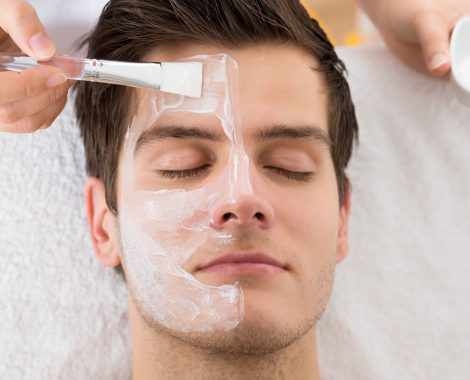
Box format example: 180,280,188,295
196,252,288,275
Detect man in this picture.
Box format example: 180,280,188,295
74,1,356,379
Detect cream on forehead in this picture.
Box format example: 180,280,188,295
118,54,252,333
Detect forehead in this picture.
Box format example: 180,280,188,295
139,43,328,133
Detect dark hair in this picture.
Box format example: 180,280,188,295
75,0,358,214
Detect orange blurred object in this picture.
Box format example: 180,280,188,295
300,0,337,45
300,0,362,46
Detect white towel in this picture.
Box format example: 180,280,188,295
1,45,469,379
318,46,470,380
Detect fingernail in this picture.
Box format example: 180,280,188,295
47,73,67,88
429,53,449,71
29,32,56,59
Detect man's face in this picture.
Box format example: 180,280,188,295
113,44,349,352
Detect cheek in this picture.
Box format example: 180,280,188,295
276,173,340,255
282,196,339,241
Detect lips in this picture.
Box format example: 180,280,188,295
197,252,287,274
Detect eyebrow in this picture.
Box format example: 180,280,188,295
252,124,332,149
134,126,223,154
134,123,332,155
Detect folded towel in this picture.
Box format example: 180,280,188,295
0,99,131,380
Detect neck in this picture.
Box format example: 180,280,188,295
129,297,322,380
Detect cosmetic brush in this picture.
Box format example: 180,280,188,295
0,53,203,98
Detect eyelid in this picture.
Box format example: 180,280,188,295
157,164,211,179
147,144,216,173
260,146,318,171
264,166,315,182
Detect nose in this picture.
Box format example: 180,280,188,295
210,193,275,230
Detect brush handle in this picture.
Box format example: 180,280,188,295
0,53,163,90
0,53,201,97
0,53,86,79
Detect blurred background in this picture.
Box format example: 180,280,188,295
301,0,381,46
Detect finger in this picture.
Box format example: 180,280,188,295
41,94,68,130
0,81,70,124
0,0,56,60
0,65,68,104
383,35,429,74
414,9,452,76
0,94,68,133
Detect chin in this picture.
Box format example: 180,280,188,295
158,302,318,356
136,263,335,355
174,308,315,355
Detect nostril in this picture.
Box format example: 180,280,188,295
217,210,268,225
222,212,236,222
255,212,264,221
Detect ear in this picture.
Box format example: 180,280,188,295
335,185,351,264
84,177,121,267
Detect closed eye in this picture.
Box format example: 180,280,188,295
156,164,314,182
157,164,211,179
264,166,314,182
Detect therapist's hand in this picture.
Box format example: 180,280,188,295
0,0,70,133
356,0,469,76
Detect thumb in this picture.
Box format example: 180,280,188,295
414,8,451,76
0,0,56,60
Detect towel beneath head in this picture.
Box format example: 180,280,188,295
318,45,470,379
0,45,469,379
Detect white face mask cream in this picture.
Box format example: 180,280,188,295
118,55,252,333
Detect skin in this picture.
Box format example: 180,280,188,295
85,43,351,380
0,0,469,133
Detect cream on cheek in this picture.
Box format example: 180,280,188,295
117,55,250,333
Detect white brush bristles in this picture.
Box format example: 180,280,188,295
161,62,203,98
